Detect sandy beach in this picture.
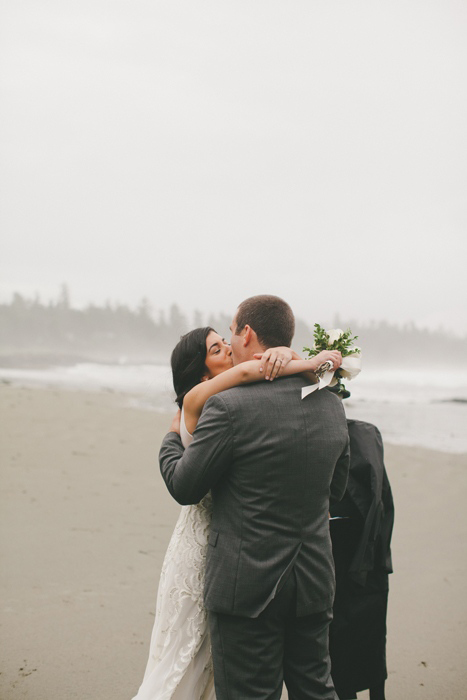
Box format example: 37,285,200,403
1,385,466,700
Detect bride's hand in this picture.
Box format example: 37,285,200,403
253,346,293,381
170,409,181,435
311,350,342,371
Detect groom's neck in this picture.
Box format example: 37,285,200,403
243,341,266,362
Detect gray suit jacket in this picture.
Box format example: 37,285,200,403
159,376,350,618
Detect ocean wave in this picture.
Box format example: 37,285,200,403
1,362,466,453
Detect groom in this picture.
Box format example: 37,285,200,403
159,295,350,699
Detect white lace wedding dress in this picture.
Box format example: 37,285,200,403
131,411,215,700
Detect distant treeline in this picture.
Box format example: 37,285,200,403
0,288,465,367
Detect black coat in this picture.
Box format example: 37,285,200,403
329,419,395,698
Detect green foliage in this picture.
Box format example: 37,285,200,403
304,324,360,357
303,324,329,356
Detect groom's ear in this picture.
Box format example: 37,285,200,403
243,325,252,346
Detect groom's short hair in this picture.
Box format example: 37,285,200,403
235,295,295,349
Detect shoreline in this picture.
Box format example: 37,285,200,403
0,353,173,369
1,385,466,699
2,375,467,456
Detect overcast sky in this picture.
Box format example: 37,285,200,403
1,1,466,334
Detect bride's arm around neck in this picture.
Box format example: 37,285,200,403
183,354,325,435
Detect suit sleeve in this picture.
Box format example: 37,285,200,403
330,432,350,504
159,394,234,505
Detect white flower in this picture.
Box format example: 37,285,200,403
326,328,344,345
339,354,362,380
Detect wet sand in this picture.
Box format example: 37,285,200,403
1,385,466,699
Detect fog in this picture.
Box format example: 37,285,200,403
1,1,466,335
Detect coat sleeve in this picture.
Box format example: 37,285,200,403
330,433,350,504
159,394,234,505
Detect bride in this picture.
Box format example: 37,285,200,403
131,326,341,700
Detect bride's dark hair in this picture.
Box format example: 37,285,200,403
171,327,215,409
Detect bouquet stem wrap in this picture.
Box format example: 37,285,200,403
301,353,361,400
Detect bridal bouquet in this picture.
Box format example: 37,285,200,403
303,324,362,396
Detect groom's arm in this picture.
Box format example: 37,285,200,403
159,394,234,505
